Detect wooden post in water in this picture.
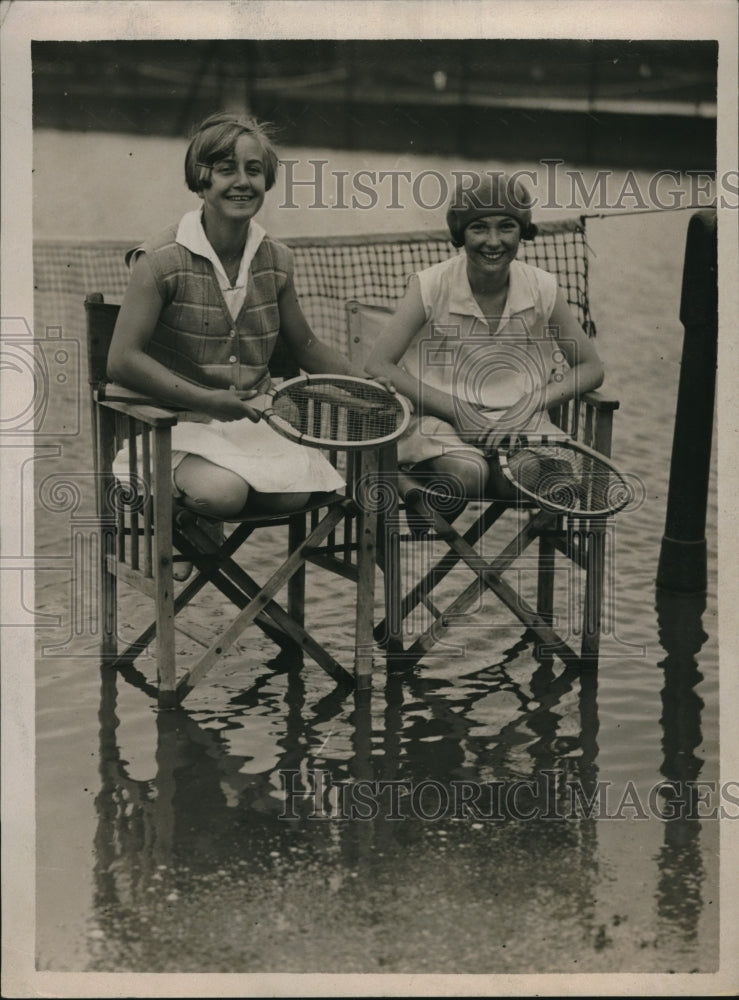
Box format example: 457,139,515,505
656,210,717,593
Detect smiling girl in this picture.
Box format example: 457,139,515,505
365,173,605,503
108,112,366,527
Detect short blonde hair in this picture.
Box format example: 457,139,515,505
184,111,280,193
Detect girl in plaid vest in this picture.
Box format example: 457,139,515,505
109,111,367,526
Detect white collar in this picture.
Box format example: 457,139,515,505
175,209,266,290
448,256,536,322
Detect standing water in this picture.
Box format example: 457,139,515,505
31,135,721,979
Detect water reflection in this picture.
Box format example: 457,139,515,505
87,592,716,974
90,636,610,972
654,589,711,951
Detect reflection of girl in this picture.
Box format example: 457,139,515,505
108,111,365,521
366,174,604,501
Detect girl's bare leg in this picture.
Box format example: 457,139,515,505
174,455,251,519
174,456,312,518
421,451,490,501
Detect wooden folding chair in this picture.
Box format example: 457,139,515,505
346,299,621,671
86,293,385,708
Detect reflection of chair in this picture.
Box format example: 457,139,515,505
85,294,385,708
346,299,620,669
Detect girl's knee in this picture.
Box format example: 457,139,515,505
431,453,489,499
174,458,250,518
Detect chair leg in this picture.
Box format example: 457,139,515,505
536,527,557,625
153,430,177,709
378,490,405,662
288,513,306,634
154,555,177,709
581,523,606,665
354,504,377,690
100,521,118,660
96,406,119,662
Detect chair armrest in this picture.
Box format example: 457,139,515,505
580,389,620,413
95,392,181,428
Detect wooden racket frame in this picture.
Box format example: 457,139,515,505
262,373,412,451
496,432,631,518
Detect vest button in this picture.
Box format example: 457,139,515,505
229,355,237,363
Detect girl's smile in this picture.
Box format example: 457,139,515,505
463,215,522,275
200,134,266,223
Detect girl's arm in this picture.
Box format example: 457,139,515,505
107,255,260,422
364,276,463,423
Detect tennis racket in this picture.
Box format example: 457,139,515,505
480,430,632,518
262,374,412,451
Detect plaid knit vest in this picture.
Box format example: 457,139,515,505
132,224,293,391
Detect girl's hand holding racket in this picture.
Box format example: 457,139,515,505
365,372,397,396
199,388,262,423
97,384,262,423
458,394,543,450
369,373,415,418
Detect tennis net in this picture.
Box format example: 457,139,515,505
33,215,595,355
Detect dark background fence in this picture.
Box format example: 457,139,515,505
32,39,717,171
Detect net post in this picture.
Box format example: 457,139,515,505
656,210,717,594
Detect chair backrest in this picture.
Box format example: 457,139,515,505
84,293,300,389
85,293,120,388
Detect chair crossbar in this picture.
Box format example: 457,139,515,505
171,513,348,661
174,501,353,698
170,524,296,651
376,496,510,644
402,506,580,667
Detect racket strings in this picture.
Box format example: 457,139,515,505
272,379,404,444
505,444,619,514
